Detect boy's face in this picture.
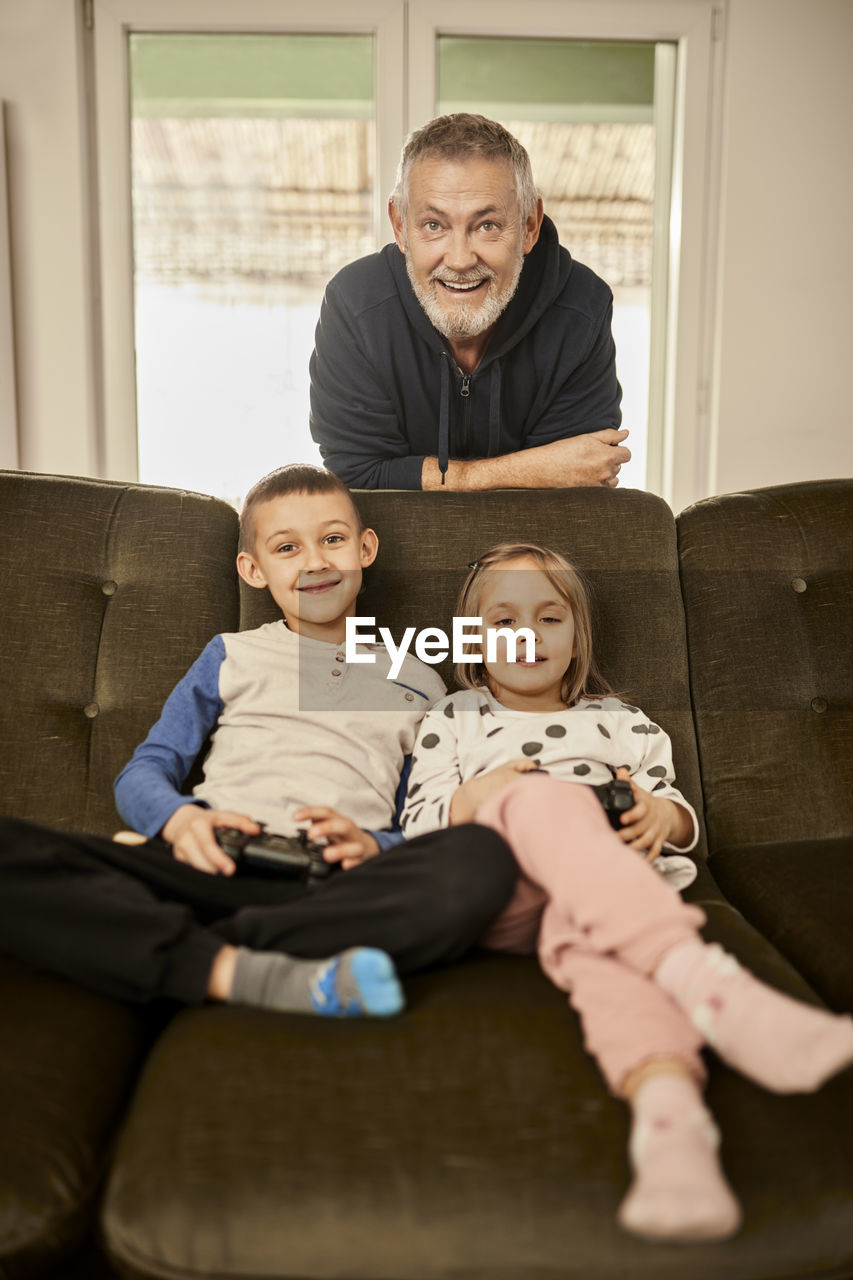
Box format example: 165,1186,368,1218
237,491,378,642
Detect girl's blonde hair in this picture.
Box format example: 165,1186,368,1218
454,543,616,707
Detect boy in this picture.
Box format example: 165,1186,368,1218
0,466,516,1017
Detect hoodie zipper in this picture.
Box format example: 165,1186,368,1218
459,372,471,457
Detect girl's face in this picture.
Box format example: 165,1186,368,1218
476,556,576,712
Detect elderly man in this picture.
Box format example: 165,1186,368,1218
309,113,629,490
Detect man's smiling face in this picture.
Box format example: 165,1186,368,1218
391,155,542,343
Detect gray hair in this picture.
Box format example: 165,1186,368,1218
390,113,539,221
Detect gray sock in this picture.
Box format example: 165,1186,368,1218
229,946,403,1018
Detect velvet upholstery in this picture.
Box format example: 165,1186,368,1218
676,481,853,849
0,955,150,1278
677,481,853,1010
102,913,853,1280
0,472,241,838
709,837,853,1012
0,473,851,1280
0,471,239,1278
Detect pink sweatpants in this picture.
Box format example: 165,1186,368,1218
476,774,707,1095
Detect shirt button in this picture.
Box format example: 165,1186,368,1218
405,692,414,701
811,697,828,714
336,654,345,663
101,580,118,596
83,702,99,719
791,577,807,593
331,669,342,677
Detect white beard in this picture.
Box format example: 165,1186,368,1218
406,251,524,341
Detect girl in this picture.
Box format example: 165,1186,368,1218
402,543,853,1243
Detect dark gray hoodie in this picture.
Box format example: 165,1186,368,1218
309,215,622,489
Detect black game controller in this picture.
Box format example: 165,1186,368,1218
214,826,335,882
592,777,634,830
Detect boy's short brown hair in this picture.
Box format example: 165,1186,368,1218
239,464,365,553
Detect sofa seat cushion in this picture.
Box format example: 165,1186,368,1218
0,954,150,1277
101,949,853,1280
709,837,853,1013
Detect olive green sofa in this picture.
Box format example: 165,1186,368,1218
0,471,850,1280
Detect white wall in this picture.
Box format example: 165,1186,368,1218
712,0,853,496
0,0,99,476
1,0,852,502
0,101,18,464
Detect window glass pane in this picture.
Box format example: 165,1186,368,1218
129,33,375,505
438,36,662,491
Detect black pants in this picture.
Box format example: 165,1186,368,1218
0,817,516,1005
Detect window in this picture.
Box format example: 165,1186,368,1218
436,35,675,490
130,32,375,502
94,0,720,511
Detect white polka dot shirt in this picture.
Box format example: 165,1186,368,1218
401,688,699,853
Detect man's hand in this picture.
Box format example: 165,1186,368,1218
449,759,539,826
421,429,630,491
161,805,260,875
613,768,693,860
535,430,631,488
293,806,380,871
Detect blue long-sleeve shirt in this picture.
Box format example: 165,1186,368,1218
115,622,445,848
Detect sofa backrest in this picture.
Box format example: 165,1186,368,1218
677,480,853,850
243,487,707,851
0,475,705,848
0,472,240,836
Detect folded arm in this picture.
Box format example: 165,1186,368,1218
420,430,630,491
424,301,625,490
